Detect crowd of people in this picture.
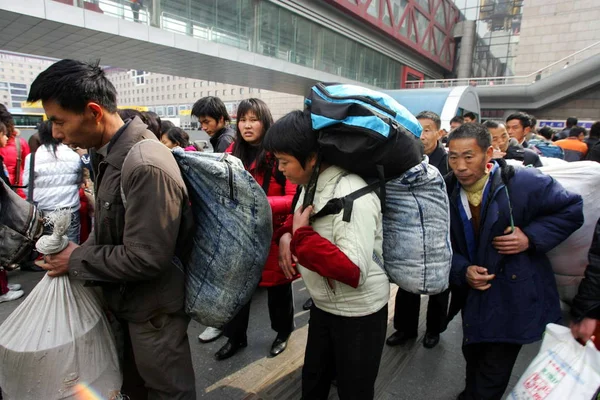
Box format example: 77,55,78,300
0,59,599,400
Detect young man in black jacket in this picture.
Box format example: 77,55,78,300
191,96,235,153
484,120,542,167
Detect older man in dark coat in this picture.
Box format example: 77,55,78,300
446,123,583,400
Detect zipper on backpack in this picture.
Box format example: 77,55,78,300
226,161,234,200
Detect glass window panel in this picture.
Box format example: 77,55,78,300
382,2,392,26
391,0,408,25
429,33,437,53
367,0,380,18
278,9,295,61
454,0,467,9
435,2,446,27
320,29,337,74
434,27,445,53
399,11,409,37
464,6,478,20
344,40,360,80
415,11,429,42
259,1,278,57
294,18,316,68
415,0,430,13
409,16,417,42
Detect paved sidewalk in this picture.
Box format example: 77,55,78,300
0,269,543,399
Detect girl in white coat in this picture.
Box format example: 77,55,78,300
23,121,83,243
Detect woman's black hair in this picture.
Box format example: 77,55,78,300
160,120,175,134
162,127,190,148
0,104,15,137
232,98,274,172
142,111,161,139
537,126,555,140
38,120,60,156
118,108,144,122
263,109,318,169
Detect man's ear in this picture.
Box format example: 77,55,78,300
485,146,494,162
87,102,103,123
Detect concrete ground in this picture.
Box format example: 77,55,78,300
0,269,543,400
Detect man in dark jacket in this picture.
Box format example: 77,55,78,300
417,111,448,175
447,123,583,400
192,96,235,153
484,120,542,167
555,116,578,141
28,60,196,400
571,217,600,344
386,110,449,350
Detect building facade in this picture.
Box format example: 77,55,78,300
105,68,305,123
0,52,54,108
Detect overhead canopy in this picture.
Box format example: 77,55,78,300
384,86,480,130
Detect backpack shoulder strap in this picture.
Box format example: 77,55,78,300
27,151,35,203
311,179,380,223
14,136,22,187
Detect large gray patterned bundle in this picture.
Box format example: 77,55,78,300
383,158,452,295
172,149,272,328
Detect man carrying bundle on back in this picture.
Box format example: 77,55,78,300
446,123,583,400
27,59,196,400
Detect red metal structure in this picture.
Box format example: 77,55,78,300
326,0,459,72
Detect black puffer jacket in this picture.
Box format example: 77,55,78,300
571,217,600,321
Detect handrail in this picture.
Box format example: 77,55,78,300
408,40,600,89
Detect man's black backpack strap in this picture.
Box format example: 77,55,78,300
311,180,381,223
27,151,35,203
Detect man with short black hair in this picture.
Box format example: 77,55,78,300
450,116,464,131
484,120,542,167
505,112,534,147
555,126,588,161
556,116,578,141
28,59,196,400
416,111,448,175
463,112,477,123
447,123,583,400
191,96,235,153
386,110,449,350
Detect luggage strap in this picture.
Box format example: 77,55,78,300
311,165,391,223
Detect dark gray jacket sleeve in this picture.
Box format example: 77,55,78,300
571,218,600,321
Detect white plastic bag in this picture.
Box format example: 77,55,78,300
0,274,122,399
509,323,600,400
539,161,600,303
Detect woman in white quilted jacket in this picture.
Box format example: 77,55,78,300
23,121,83,243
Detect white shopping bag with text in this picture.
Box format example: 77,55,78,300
509,323,600,400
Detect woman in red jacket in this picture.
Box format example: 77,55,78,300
212,98,298,360
0,105,30,199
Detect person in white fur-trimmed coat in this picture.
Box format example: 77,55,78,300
23,120,83,244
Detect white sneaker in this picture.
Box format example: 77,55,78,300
198,327,223,343
7,283,21,291
0,290,24,303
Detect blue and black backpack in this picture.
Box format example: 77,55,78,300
304,83,424,219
